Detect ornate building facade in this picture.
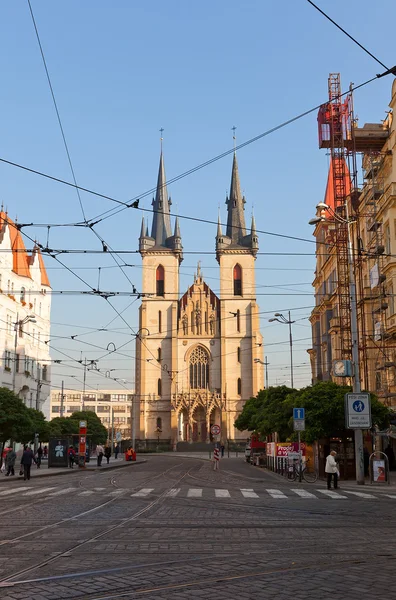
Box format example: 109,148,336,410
135,151,264,446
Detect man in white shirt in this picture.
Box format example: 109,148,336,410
325,450,339,490
96,444,104,467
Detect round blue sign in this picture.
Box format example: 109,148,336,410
352,400,365,412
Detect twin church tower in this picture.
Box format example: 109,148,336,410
135,151,264,447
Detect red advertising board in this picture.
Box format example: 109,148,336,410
79,420,87,467
276,442,306,457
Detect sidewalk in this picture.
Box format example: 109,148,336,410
0,458,145,483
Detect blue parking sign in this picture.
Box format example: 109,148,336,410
293,408,305,420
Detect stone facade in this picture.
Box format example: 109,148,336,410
135,152,264,446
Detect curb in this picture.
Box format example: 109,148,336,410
0,459,146,483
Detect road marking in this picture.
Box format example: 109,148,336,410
79,491,94,496
108,489,125,496
93,487,106,491
240,489,259,498
290,489,317,499
215,489,231,498
0,487,30,496
187,488,202,498
131,488,154,497
23,487,56,497
166,488,181,497
48,487,76,497
267,489,287,498
385,495,396,499
345,491,375,499
317,490,347,499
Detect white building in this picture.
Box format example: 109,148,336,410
136,152,264,447
49,389,135,442
0,212,51,415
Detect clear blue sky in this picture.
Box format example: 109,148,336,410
0,0,394,392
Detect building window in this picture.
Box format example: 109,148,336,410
237,377,242,395
156,265,165,297
42,365,48,381
156,417,162,429
189,345,209,389
158,310,162,333
39,302,42,316
15,354,20,373
236,309,241,333
233,264,242,296
157,347,162,362
4,351,12,369
7,279,10,293
237,346,241,363
157,378,162,396
385,222,391,255
389,283,395,316
20,287,26,302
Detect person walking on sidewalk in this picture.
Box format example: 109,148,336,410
68,446,76,468
104,445,111,465
20,445,36,481
325,450,339,490
5,446,16,476
96,444,104,467
36,445,43,469
114,444,119,460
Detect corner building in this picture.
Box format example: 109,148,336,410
135,152,264,448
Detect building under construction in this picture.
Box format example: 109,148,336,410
309,76,396,416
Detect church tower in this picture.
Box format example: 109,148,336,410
136,151,182,444
216,152,263,438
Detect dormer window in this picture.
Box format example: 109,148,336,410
156,265,165,297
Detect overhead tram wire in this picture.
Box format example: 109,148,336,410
0,70,394,241
306,0,389,71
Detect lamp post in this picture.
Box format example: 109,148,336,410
309,201,364,485
269,312,295,388
254,357,270,389
12,313,36,394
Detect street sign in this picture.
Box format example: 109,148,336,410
211,424,221,436
293,419,305,431
345,393,371,429
116,432,122,442
293,408,305,420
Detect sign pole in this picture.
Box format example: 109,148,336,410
298,431,302,482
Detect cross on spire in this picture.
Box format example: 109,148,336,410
160,127,164,151
231,125,237,150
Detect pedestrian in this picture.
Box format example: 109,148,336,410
5,446,16,476
43,445,48,459
36,445,43,469
213,446,220,471
221,444,225,458
114,444,119,460
96,443,104,467
68,446,76,468
20,445,36,481
325,450,339,490
104,445,111,465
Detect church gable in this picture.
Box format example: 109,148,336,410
179,264,220,336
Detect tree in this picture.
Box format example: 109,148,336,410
20,409,50,445
0,387,34,464
235,386,294,439
48,410,107,445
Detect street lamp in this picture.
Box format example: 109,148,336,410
268,312,295,388
13,314,36,393
254,357,270,389
309,201,364,484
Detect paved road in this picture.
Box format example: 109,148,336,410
0,456,394,599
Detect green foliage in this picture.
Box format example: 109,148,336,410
48,410,107,444
235,381,392,443
0,387,33,446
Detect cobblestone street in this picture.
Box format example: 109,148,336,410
0,456,395,599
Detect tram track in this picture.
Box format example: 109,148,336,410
0,460,200,586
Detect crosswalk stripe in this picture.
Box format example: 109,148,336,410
108,489,125,496
345,491,375,499
215,489,231,498
267,489,287,498
240,489,259,498
290,489,317,499
131,488,154,497
93,487,106,491
23,487,56,497
79,490,94,496
48,487,76,497
187,488,202,498
385,495,396,499
166,488,181,497
0,487,30,496
317,489,347,499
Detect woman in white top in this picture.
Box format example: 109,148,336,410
325,450,339,490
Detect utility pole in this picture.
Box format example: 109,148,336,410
12,312,19,394
60,380,65,418
288,311,294,389
264,356,270,389
131,395,136,449
34,366,42,454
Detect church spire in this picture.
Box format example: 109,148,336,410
151,152,172,246
226,152,246,244
217,211,222,237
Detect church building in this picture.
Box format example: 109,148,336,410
135,151,264,447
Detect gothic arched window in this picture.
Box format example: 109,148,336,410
233,264,242,296
156,265,165,297
157,378,162,396
189,346,210,389
237,377,242,396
